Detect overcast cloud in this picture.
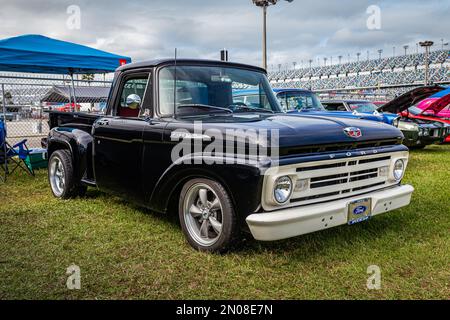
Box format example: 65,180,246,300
0,0,448,70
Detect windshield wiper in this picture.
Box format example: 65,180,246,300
177,104,233,114
229,105,274,114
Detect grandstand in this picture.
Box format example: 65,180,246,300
268,49,450,100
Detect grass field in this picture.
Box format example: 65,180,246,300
0,145,449,300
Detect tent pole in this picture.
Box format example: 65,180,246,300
1,84,6,123
70,74,77,112
66,75,72,107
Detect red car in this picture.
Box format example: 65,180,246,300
53,103,81,112
379,86,450,144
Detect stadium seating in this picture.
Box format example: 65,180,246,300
269,49,449,98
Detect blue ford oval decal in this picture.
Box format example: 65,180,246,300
353,206,367,215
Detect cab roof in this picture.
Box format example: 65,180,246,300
117,58,266,73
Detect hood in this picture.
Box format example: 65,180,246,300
377,85,445,114
289,109,399,125
187,113,403,149
287,110,384,121
418,93,450,115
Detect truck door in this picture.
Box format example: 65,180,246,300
93,72,152,203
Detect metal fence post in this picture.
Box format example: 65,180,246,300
1,84,6,123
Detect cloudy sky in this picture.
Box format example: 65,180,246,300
0,0,448,70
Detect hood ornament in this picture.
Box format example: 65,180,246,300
344,127,362,138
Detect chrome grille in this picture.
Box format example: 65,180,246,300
290,154,394,206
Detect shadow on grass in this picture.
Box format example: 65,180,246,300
83,187,410,260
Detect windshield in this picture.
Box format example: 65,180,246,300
348,102,377,113
158,65,280,116
276,91,325,112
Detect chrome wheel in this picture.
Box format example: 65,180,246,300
49,156,65,197
183,183,223,246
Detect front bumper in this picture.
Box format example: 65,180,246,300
246,184,414,241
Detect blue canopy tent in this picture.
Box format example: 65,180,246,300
0,34,131,74
0,34,131,113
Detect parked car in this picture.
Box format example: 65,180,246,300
321,99,399,125
44,59,414,252
378,86,450,146
234,89,433,148
320,98,445,148
234,88,400,124
415,87,450,118
52,103,81,112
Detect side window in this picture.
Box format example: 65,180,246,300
286,94,306,111
276,93,287,111
337,104,347,111
116,74,151,117
324,103,342,111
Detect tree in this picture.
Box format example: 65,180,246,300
81,74,95,86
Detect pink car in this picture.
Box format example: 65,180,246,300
416,93,450,118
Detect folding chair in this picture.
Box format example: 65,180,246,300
0,119,34,182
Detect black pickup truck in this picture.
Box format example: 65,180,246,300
45,59,414,252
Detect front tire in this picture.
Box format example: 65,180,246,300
48,150,87,199
179,178,239,253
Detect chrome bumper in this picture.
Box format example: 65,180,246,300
246,184,414,241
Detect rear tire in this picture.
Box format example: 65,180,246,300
179,178,239,253
48,149,86,199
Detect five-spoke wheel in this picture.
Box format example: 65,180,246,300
49,156,65,197
48,149,86,199
179,178,238,252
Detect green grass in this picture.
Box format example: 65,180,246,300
0,145,449,300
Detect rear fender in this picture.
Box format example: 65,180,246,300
47,127,94,181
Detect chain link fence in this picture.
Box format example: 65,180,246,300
1,73,113,148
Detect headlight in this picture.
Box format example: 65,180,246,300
392,117,400,127
393,159,405,181
274,176,293,204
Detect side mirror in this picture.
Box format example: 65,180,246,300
126,94,142,110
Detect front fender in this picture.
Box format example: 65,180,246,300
47,127,94,181
149,155,265,219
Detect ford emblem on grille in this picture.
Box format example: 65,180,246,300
353,206,367,215
344,127,362,138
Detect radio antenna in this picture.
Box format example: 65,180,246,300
173,48,177,118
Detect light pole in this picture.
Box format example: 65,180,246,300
420,41,434,86
378,49,383,60
393,46,396,57
356,52,361,62
292,61,297,70
252,0,293,70
338,55,342,64
403,45,409,56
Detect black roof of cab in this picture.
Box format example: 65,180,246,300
116,59,267,74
